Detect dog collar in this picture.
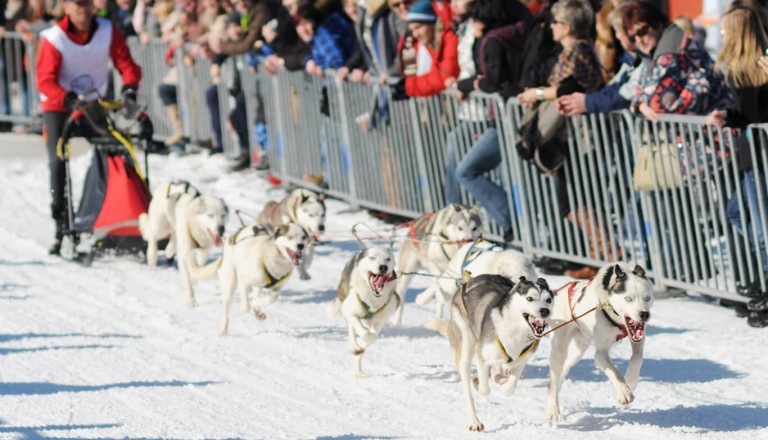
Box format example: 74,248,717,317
262,259,291,289
495,333,539,364
356,292,399,320
601,308,628,341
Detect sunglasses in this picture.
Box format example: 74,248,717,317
628,24,651,43
391,0,413,10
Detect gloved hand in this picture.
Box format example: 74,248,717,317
121,87,141,119
391,79,409,101
63,92,84,113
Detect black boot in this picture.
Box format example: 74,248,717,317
49,204,66,256
747,311,768,328
747,293,768,311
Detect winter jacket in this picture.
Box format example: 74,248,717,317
635,24,731,115
398,0,459,97
517,0,561,90
305,12,357,69
584,53,640,113
218,0,310,71
722,83,768,171
346,2,407,80
37,16,141,113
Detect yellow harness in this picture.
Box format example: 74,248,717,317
356,292,400,320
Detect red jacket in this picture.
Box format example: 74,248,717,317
37,16,141,112
398,0,458,97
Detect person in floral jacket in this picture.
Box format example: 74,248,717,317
623,1,730,120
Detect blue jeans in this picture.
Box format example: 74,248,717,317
728,171,768,274
445,127,511,229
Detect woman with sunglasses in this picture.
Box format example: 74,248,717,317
623,1,730,122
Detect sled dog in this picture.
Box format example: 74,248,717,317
416,239,537,319
257,188,326,280
432,275,552,431
328,246,400,378
139,180,228,307
393,204,482,325
194,223,310,336
548,264,653,421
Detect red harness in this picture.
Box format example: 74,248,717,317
561,280,628,342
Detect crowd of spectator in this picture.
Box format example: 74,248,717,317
1,0,767,325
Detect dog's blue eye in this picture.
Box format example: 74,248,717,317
625,296,633,302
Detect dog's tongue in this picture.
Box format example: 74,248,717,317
528,315,547,335
214,235,223,247
288,249,303,264
370,273,395,292
626,318,646,341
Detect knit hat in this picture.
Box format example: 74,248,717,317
406,0,436,24
225,12,241,27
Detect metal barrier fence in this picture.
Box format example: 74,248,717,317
0,32,40,127
252,68,767,300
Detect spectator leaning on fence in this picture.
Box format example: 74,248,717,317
338,0,408,84
443,0,530,243
295,1,356,75
623,1,730,122
36,0,142,255
209,0,310,74
705,4,768,327
557,0,640,116
394,0,458,98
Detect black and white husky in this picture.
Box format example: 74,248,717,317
431,275,553,431
548,264,654,421
328,247,400,378
393,204,482,325
257,188,326,281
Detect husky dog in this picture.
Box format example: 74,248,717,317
139,180,228,307
434,275,552,431
328,247,400,378
190,223,309,336
416,239,537,319
548,264,654,422
393,204,482,325
257,188,326,280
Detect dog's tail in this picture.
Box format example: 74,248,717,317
425,318,449,337
187,253,223,280
327,297,342,320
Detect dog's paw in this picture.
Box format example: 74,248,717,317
355,371,369,379
494,374,509,385
240,302,250,313
468,421,484,432
352,347,365,356
254,309,267,320
548,410,562,422
617,386,635,405
219,329,228,337
187,298,198,308
300,273,311,281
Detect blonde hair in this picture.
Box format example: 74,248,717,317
673,15,695,36
717,7,768,88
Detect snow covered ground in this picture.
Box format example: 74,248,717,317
1,134,767,440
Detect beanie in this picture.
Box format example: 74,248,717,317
406,0,437,24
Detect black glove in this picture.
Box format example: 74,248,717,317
121,86,141,119
391,79,409,101
63,92,82,113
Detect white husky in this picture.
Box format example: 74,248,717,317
415,239,537,319
328,246,400,378
257,188,326,280
430,275,553,431
189,223,309,336
548,263,654,421
139,180,228,307
393,204,482,325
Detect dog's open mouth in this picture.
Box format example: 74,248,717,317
209,229,223,247
367,272,397,296
524,313,548,338
286,249,303,265
624,316,646,342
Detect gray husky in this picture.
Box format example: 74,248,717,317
431,275,553,431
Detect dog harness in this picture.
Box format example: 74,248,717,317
566,281,627,341
262,260,291,289
458,238,499,279
496,333,539,364
356,292,400,320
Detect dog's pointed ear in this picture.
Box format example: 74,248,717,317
273,224,289,238
536,277,549,291
614,264,626,281
452,204,462,212
633,265,646,278
518,276,528,285
316,192,326,203
468,204,479,215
